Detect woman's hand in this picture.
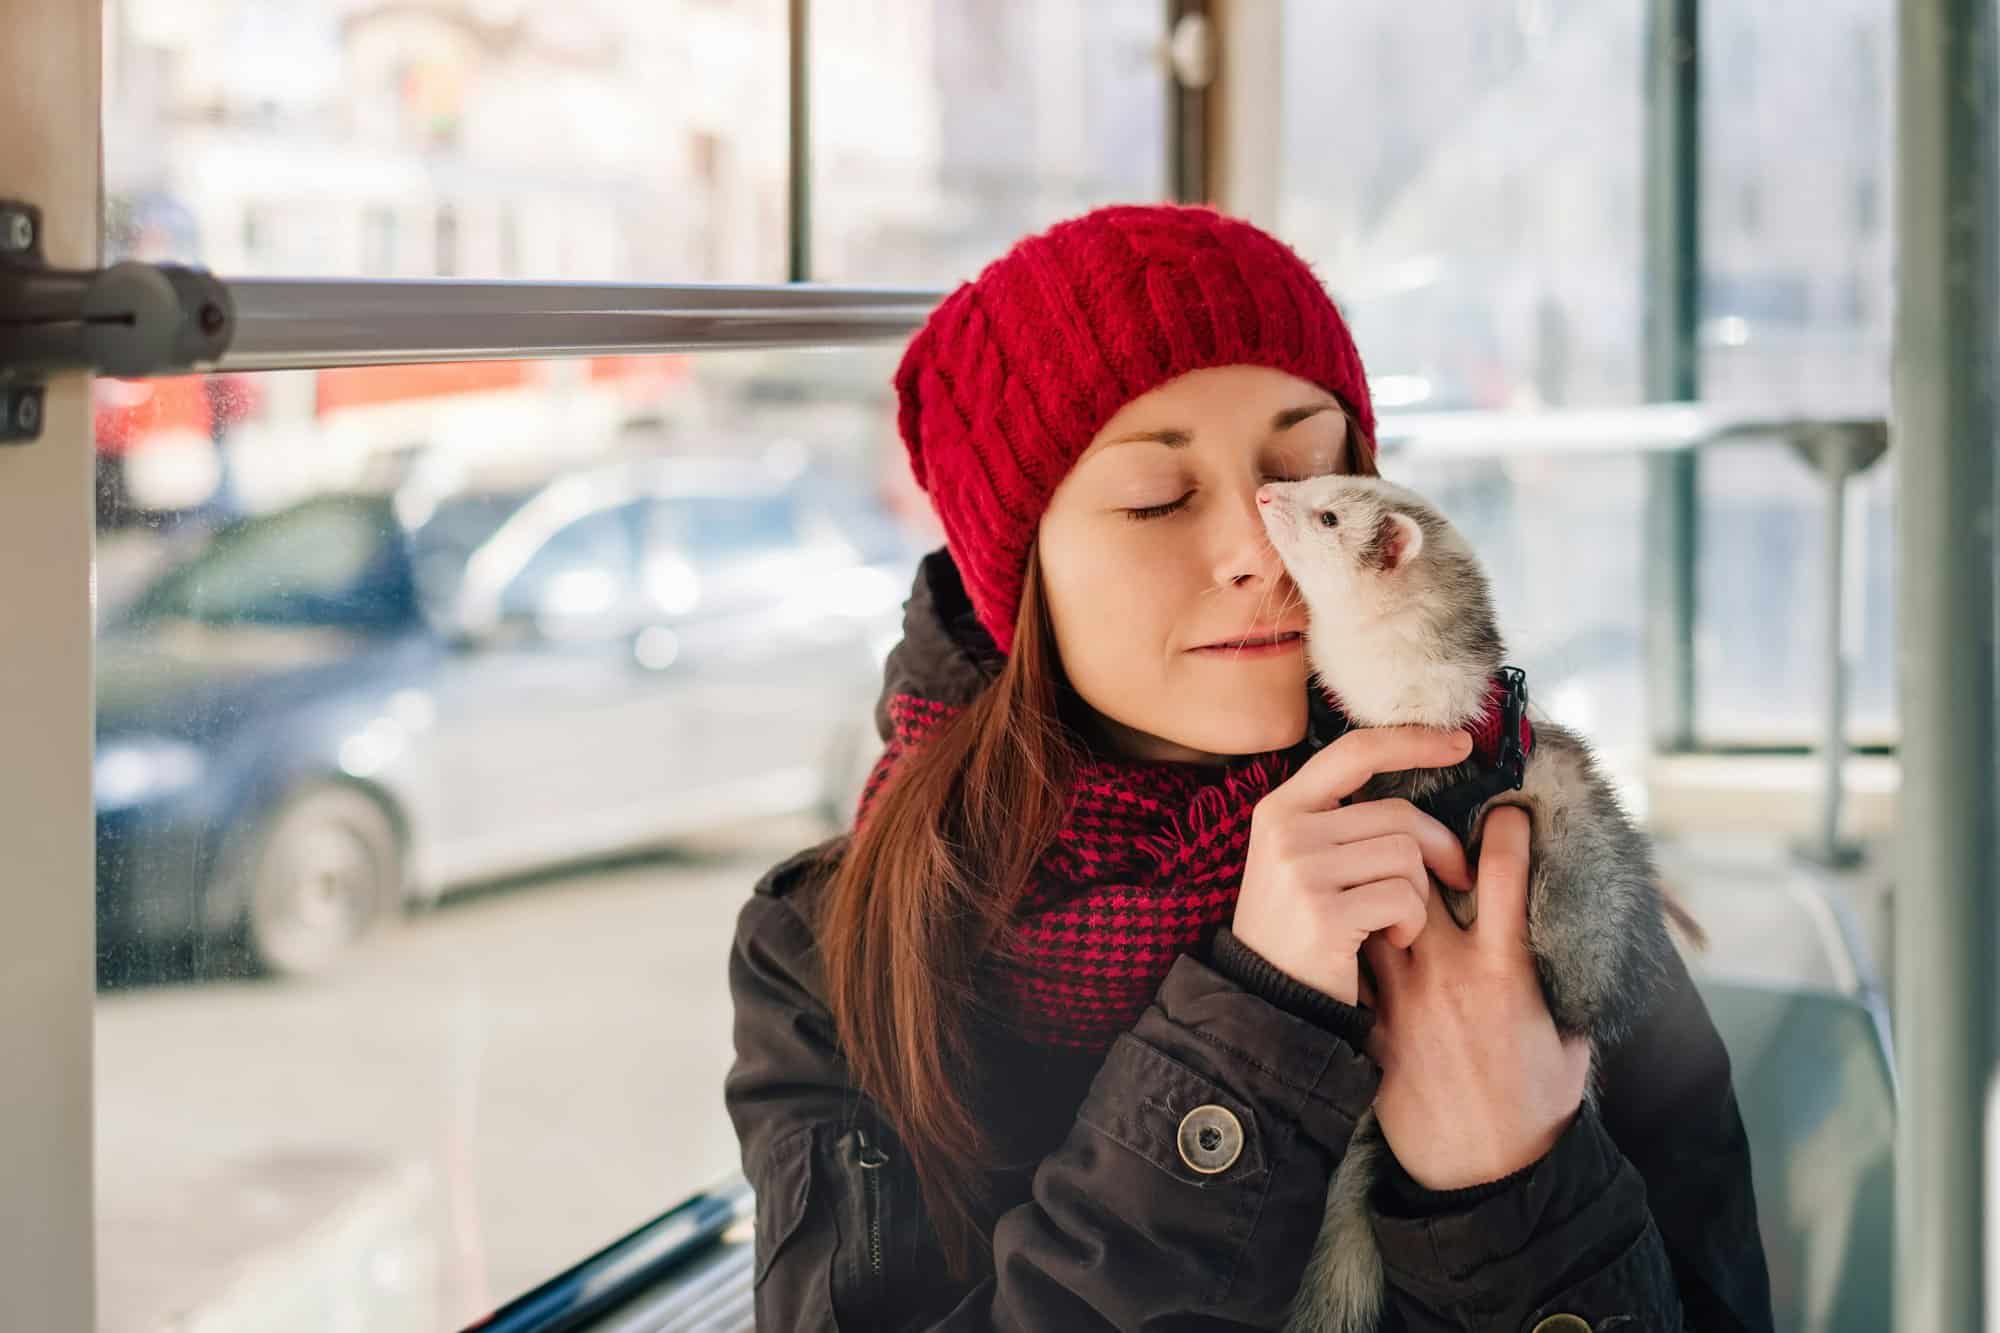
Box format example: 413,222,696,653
1232,726,1479,1007
1362,806,1591,1191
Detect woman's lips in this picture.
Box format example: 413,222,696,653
1188,631,1305,656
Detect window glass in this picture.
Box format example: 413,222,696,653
1279,0,1647,412
1693,0,1896,745
102,0,789,280
94,350,928,1333
808,0,1170,284
124,496,410,629
674,491,802,561
1696,440,1895,746
1698,2,1891,417
494,503,644,625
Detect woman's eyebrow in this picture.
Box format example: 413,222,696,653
1100,402,1337,451
1101,427,1193,449
1271,402,1340,431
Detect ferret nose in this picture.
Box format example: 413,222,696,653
1256,485,1274,506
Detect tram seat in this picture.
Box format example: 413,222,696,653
1696,978,1896,1333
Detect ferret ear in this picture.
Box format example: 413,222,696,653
1372,511,1424,572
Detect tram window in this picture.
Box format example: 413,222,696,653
1697,6,1892,419
807,0,1171,284
1689,3,1898,748
1697,441,1898,748
102,1,791,281
1276,0,1649,414
92,351,929,1331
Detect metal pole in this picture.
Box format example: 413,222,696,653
788,0,811,283
1167,1,1213,203
209,279,942,373
1893,0,1999,1325
1207,0,1281,226
1816,433,1853,863
1789,422,1886,868
0,0,100,1326
1641,0,1700,752
1808,434,1864,860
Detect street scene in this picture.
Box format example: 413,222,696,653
97,815,823,1333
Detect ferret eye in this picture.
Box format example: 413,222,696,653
1318,511,1339,529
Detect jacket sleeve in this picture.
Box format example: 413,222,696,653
1596,943,1775,1331
724,852,1382,1331
1366,945,1775,1332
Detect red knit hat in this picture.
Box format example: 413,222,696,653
893,203,1376,653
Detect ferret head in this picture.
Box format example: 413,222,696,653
1257,474,1505,727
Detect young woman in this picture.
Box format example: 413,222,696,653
726,205,1772,1330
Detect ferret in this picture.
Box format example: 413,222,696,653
1255,474,1685,1333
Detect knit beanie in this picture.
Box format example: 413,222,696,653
893,203,1376,654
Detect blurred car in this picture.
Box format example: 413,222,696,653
95,450,918,978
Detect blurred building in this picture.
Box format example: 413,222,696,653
102,0,1164,287
104,0,800,280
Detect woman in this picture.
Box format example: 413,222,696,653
726,205,1772,1330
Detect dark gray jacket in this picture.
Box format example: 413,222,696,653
727,840,1772,1331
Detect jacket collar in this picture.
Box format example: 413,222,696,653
873,548,1006,744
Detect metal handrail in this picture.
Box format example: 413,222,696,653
214,279,946,372
1375,402,1885,458
457,1174,751,1333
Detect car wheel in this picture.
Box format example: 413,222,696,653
244,784,402,978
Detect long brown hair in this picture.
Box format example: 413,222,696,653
814,412,1376,1275
814,540,1077,1273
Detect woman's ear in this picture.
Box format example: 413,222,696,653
1370,510,1424,572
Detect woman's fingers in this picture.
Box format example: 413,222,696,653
1330,877,1431,950
1233,731,1484,1006
1270,726,1473,816
1300,799,1475,893
1292,833,1433,908
1473,805,1534,955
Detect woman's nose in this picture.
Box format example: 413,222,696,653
1220,486,1285,585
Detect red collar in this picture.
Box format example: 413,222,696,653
1464,670,1534,771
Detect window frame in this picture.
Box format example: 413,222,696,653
2,2,99,1328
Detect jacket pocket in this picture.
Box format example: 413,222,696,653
752,1125,814,1289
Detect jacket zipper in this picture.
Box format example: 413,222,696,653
855,1128,888,1280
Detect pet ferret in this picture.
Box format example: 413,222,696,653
1256,473,1684,1333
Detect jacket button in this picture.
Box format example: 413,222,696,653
1175,1104,1243,1175
1530,1317,1594,1333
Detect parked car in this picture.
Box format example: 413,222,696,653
95,450,917,979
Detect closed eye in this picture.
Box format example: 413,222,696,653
1124,492,1192,521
